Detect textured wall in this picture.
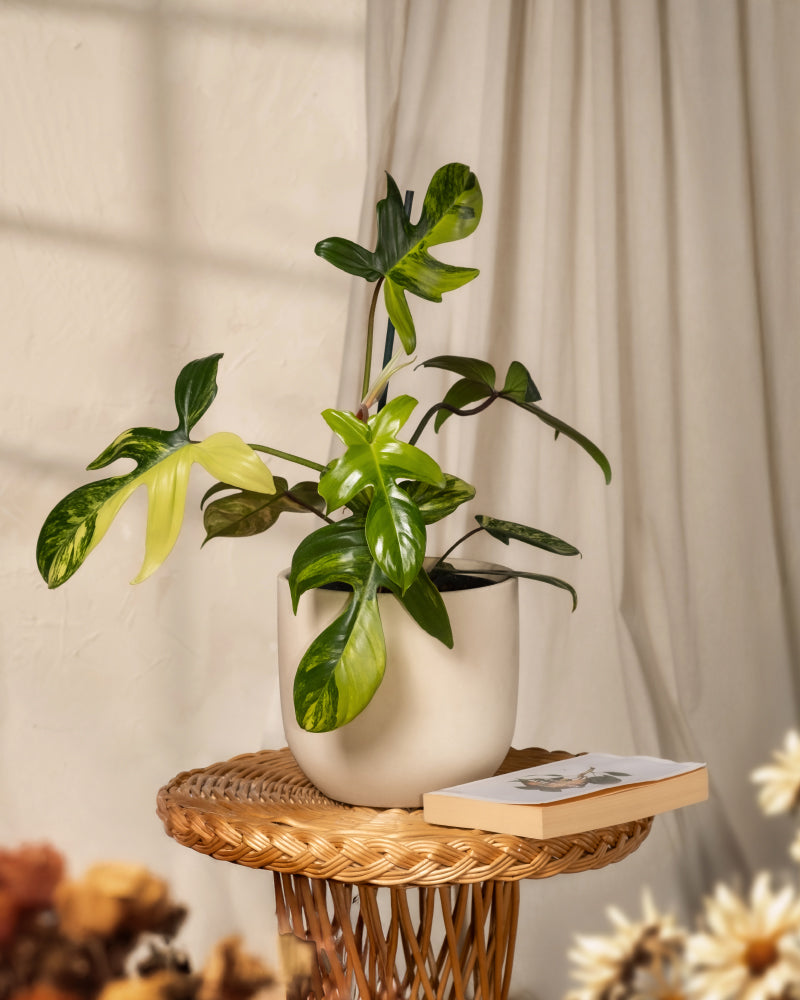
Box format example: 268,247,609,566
2,0,366,967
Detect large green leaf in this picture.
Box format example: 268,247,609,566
315,163,482,351
202,478,323,542
318,395,444,590
37,355,275,587
293,568,386,733
475,515,580,557
289,518,452,731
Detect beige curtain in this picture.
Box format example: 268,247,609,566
346,1,800,994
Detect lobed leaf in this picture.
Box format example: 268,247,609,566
293,575,386,732
36,355,275,588
315,164,482,352
319,396,443,589
288,518,452,730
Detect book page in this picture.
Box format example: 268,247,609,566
430,754,706,805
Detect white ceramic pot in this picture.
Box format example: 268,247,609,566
277,560,519,807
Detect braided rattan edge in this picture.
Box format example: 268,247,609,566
156,748,653,887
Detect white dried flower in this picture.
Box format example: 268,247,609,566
686,872,800,1000
566,890,687,999
752,732,800,816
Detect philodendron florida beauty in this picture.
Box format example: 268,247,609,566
37,163,610,734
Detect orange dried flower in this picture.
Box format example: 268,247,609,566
98,971,196,1000
0,886,19,943
198,936,277,1000
11,985,85,1000
54,863,174,940
0,844,65,910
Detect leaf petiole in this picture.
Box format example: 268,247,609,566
248,443,327,473
408,394,498,446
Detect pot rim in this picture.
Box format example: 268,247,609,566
278,557,515,589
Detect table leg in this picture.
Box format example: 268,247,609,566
273,873,520,999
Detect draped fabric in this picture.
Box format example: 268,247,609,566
341,2,800,993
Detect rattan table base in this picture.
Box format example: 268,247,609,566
157,748,653,999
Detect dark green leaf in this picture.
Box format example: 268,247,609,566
500,360,541,404
421,355,496,388
313,238,382,282
202,478,323,542
399,475,476,524
173,354,223,436
439,565,578,611
394,568,453,647
433,379,494,432
510,400,612,484
475,515,580,557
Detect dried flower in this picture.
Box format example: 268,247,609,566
752,732,800,816
54,863,181,941
686,873,800,1000
566,890,687,999
198,936,277,1000
0,886,19,944
11,985,86,1000
0,844,65,911
99,971,197,1000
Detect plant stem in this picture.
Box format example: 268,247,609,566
248,443,327,473
430,525,486,570
408,394,498,446
285,490,335,523
362,278,385,402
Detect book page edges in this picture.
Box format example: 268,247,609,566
422,767,708,839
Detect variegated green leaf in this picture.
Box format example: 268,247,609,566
315,164,482,351
399,475,476,524
293,571,386,732
289,518,373,609
37,355,275,588
289,519,382,732
202,478,322,542
475,515,580,557
289,519,452,731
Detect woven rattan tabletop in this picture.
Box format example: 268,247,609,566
156,747,653,887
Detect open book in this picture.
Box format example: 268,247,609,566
422,753,708,839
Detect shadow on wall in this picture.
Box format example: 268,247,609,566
1,0,361,375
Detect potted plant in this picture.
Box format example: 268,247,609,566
36,163,610,807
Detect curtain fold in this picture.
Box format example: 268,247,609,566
353,2,800,994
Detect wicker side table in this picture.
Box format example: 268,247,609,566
157,748,652,1000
